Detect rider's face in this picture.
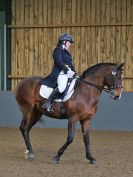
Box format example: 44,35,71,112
65,41,72,49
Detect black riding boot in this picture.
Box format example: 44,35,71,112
42,87,60,112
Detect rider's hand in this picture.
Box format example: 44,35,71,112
67,69,75,78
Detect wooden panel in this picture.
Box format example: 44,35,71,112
10,0,133,91
126,0,133,91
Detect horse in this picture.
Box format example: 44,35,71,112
15,63,124,164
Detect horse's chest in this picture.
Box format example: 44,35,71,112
79,106,97,120
69,103,96,121
87,106,97,117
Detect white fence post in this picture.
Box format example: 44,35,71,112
4,24,7,90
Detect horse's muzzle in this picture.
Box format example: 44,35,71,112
109,90,122,100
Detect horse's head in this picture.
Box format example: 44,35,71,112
104,63,124,100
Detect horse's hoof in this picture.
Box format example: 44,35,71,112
90,159,96,165
24,150,34,160
53,156,60,164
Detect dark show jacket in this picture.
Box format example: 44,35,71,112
40,45,75,88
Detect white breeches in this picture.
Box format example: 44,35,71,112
57,71,68,93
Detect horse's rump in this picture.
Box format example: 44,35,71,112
15,77,42,105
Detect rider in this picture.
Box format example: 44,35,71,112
41,33,76,112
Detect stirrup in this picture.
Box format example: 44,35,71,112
47,105,54,112
42,103,53,112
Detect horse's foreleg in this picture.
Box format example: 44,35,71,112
80,119,96,164
53,117,77,164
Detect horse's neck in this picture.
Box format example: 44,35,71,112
76,74,103,97
79,69,109,97
74,66,113,103
84,73,105,88
84,66,113,87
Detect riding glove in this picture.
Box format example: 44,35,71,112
67,69,75,78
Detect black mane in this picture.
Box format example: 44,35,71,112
80,63,116,79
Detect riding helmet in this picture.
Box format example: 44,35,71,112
58,33,74,43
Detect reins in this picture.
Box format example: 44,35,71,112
76,77,110,93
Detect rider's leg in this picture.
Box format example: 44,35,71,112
42,73,68,112
57,73,68,93
42,87,60,111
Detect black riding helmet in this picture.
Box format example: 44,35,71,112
58,33,74,43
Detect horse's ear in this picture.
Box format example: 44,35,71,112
115,63,125,70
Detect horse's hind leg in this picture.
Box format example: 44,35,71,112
20,105,42,160
20,116,34,160
53,116,77,164
80,119,96,164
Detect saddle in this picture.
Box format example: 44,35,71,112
39,78,77,102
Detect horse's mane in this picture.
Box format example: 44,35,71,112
80,63,116,79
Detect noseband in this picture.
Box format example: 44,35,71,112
109,85,123,90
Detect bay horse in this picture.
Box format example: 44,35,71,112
15,63,124,164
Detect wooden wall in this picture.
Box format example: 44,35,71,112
9,0,133,91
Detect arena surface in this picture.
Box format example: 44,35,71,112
0,128,133,177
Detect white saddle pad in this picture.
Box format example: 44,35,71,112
39,78,77,102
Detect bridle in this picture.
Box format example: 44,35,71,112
76,69,123,94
